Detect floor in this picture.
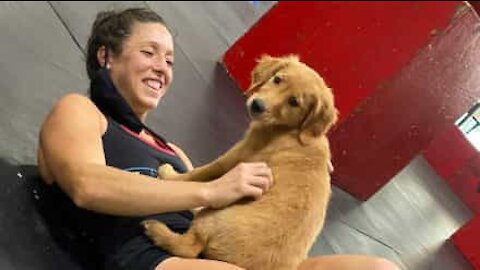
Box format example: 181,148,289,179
0,2,475,269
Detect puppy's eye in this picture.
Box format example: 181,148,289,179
288,96,299,107
273,75,282,85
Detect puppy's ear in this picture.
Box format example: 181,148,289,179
254,54,299,81
245,55,293,97
299,93,338,145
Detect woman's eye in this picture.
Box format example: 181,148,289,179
273,75,282,85
166,60,174,67
288,96,299,107
141,50,153,56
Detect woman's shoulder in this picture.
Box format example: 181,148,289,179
45,92,108,134
54,93,95,110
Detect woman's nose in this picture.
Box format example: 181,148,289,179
152,58,169,72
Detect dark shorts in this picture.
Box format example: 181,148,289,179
35,181,194,270
103,211,194,270
104,234,172,270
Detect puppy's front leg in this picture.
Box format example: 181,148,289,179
162,141,246,182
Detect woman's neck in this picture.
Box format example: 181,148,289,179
133,108,148,123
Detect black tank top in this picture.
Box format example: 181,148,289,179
102,117,188,176
96,117,194,250
36,117,194,267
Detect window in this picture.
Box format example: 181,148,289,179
456,101,480,151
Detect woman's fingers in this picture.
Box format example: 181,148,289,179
244,162,273,190
247,176,271,193
206,162,274,209
242,184,264,200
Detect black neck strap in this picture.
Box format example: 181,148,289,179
89,68,168,143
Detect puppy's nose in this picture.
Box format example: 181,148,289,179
250,98,266,114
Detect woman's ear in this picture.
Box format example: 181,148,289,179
96,46,109,69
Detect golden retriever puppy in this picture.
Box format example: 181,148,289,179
143,55,338,270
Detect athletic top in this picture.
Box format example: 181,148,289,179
36,117,194,269
100,117,194,256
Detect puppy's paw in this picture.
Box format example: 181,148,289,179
141,220,171,248
141,219,159,231
190,206,205,216
157,164,179,179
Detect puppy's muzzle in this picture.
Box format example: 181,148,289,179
249,98,266,115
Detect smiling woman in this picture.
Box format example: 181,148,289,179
105,23,174,115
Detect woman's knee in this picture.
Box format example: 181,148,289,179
299,255,401,270
155,257,245,270
370,257,401,270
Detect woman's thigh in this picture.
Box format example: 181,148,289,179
299,255,400,270
156,254,400,270
155,257,245,270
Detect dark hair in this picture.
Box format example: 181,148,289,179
86,7,168,81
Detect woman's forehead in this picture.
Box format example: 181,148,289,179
127,22,174,51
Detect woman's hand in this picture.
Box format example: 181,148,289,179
204,162,273,209
328,160,334,173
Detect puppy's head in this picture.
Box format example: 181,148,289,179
246,55,338,144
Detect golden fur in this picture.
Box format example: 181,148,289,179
142,55,338,270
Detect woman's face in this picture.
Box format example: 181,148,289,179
107,22,174,118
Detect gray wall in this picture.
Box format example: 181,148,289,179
0,2,475,269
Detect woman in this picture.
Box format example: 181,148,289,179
37,7,399,270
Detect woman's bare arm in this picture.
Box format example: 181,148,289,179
38,94,211,216
38,94,272,216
